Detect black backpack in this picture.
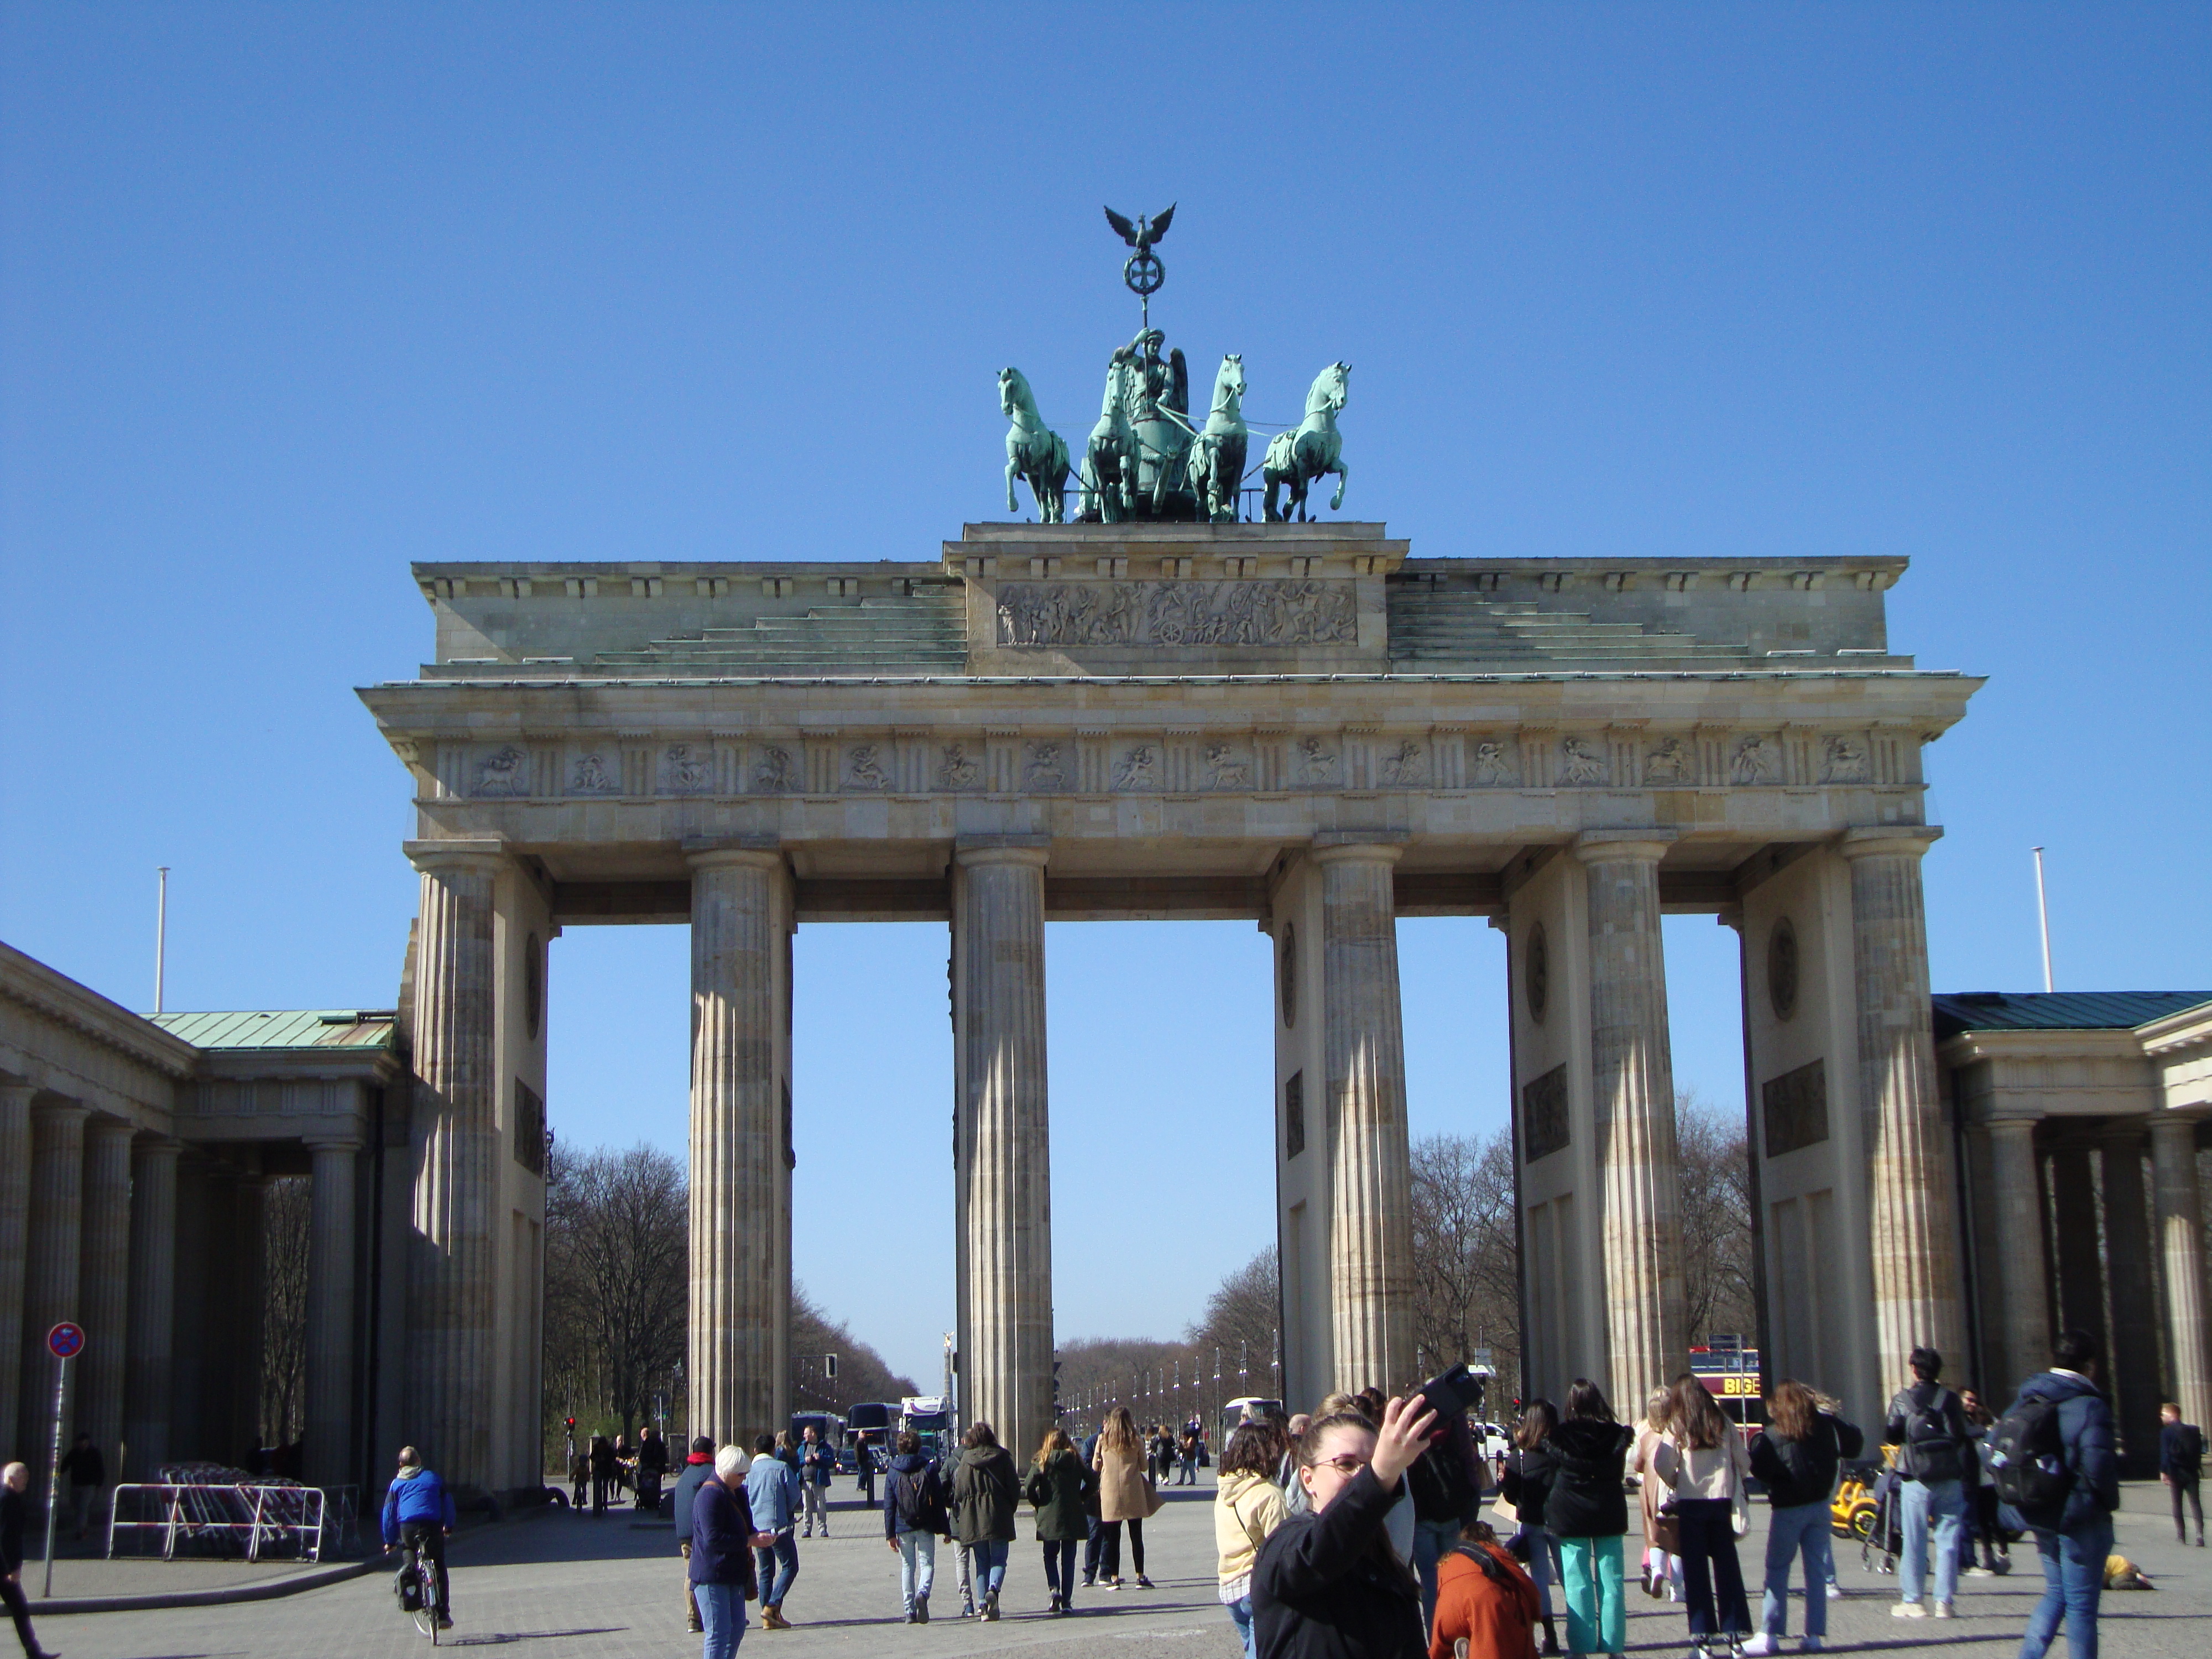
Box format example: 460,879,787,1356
1988,1393,2073,1523
893,1466,936,1530
1899,1386,1965,1483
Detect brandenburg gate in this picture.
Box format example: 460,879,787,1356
359,520,1976,1495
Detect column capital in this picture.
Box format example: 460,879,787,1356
404,838,510,877
1985,1114,2042,1138
303,1132,366,1154
2151,1109,2211,1138
1838,825,1944,862
955,835,1050,870
1310,834,1405,867
30,1099,90,1130
131,1134,186,1160
85,1117,137,1147
685,838,785,874
0,1081,39,1105
1572,829,1674,865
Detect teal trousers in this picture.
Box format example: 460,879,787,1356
1558,1533,1626,1655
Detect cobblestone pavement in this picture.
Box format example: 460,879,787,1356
28,1477,2212,1657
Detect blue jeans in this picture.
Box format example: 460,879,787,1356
2017,1517,2111,1659
752,1530,798,1609
696,1580,745,1659
1761,1499,1832,1638
1412,1515,1464,1627
1227,1591,1255,1657
1899,1478,1967,1606
898,1531,935,1614
1516,1526,1563,1622
971,1537,1009,1598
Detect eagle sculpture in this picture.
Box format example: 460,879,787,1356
1104,204,1176,256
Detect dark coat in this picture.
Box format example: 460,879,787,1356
1251,1465,1426,1659
688,1478,760,1593
2161,1420,2204,1479
952,1444,1020,1545
1025,1448,1094,1542
1542,1420,1634,1540
1750,1412,1864,1510
883,1451,948,1538
1498,1443,1559,1527
0,1487,25,1576
1884,1381,1979,1485
2006,1370,2119,1533
672,1456,716,1546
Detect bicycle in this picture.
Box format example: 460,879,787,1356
393,1535,442,1644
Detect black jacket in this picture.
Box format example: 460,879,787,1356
0,1487,25,1576
1543,1419,1634,1539
671,1456,716,1545
1498,1443,1558,1527
2005,1370,2119,1533
883,1451,949,1538
1251,1465,1426,1659
1750,1412,1864,1510
1884,1382,1979,1486
2161,1420,2204,1480
951,1445,1019,1545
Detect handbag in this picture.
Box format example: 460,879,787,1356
1731,1490,1750,1538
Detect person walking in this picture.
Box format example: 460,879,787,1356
1079,1424,1108,1587
1883,1345,1978,1620
1180,1430,1202,1486
637,1425,670,1514
1026,1425,1095,1615
1741,1379,1862,1655
0,1464,55,1659
1215,1423,1289,1656
1407,1402,1486,1629
1250,1393,1436,1659
1960,1388,2012,1576
1499,1401,1564,1657
672,1434,720,1634
744,1431,802,1630
590,1433,616,1517
1545,1379,1635,1659
569,1440,588,1510
380,1446,459,1630
1657,1375,1754,1658
1094,1406,1164,1589
691,1444,764,1659
854,1432,878,1506
1632,1388,1683,1603
952,1420,1019,1621
57,1432,105,1542
2159,1401,2204,1547
799,1425,836,1537
1427,1517,1543,1659
884,1429,948,1623
2002,1329,2120,1659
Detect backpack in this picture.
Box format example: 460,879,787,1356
1987,1393,2073,1523
1899,1386,1965,1483
893,1465,934,1530
395,1564,423,1611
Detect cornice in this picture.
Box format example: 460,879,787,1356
0,942,199,1081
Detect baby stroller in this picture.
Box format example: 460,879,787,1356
1860,1464,1905,1575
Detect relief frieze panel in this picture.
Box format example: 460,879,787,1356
994,580,1357,648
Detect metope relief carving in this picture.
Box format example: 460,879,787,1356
662,744,714,795
1732,734,1777,785
1820,735,1870,783
1644,737,1691,784
1297,737,1338,783
753,745,796,794
570,752,618,795
937,743,980,789
846,744,891,790
1023,743,1067,790
1379,740,1426,787
1559,736,1607,785
473,745,531,797
994,580,1357,648
1470,740,1516,786
1205,744,1250,789
1112,744,1159,791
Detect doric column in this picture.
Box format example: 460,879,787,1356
1314,839,1416,1394
2151,1115,2211,1434
18,1101,88,1458
124,1138,180,1473
953,842,1054,1461
0,1084,35,1464
688,845,789,1448
1840,827,1964,1383
304,1136,361,1490
2048,1144,2108,1355
77,1120,135,1473
1574,832,1688,1407
1984,1117,2048,1393
2098,1128,2163,1474
406,844,504,1491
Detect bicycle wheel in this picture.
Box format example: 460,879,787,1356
413,1564,438,1640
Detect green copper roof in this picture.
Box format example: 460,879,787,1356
149,1009,396,1051
1933,991,2212,1041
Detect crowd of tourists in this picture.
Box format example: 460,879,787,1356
637,1323,2187,1659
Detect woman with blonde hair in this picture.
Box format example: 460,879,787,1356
1741,1380,1862,1655
1092,1406,1162,1589
1634,1386,1683,1602
1657,1373,1753,1656
1024,1424,1094,1615
1213,1423,1288,1656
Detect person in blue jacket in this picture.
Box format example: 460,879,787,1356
745,1431,804,1628
2005,1329,2120,1659
382,1446,458,1628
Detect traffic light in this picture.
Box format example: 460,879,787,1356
564,1417,576,1432
824,1354,838,1380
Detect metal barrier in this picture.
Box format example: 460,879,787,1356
106,1481,330,1562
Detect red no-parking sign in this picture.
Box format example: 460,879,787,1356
46,1322,84,1360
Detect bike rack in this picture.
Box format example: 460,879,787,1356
106,1480,329,1562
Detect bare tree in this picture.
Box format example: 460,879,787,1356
260,1176,311,1450
1408,1129,1521,1396
787,1286,920,1416
545,1142,687,1438
1676,1091,1756,1344
1185,1244,1278,1365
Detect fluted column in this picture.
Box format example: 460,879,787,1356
688,846,789,1448
2152,1115,2211,1434
1841,827,1964,1384
124,1138,180,1473
1984,1117,2048,1395
0,1084,34,1463
19,1102,88,1459
1315,841,1416,1394
77,1121,134,1472
304,1136,361,1490
954,842,1054,1461
406,846,503,1491
1574,833,1688,1407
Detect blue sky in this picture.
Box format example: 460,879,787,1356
3,4,2206,1385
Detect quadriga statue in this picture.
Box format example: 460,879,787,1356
999,367,1070,524
1185,353,1248,525
1263,361,1350,522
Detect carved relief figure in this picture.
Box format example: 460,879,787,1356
1470,741,1515,786
994,580,1355,649
665,744,713,794
571,752,615,794
754,746,795,793
1205,744,1250,789
1559,736,1606,785
847,744,891,790
1297,736,1338,782
1644,737,1690,783
1113,745,1158,790
1379,740,1425,787
1821,734,1870,783
937,743,979,789
1732,735,1777,785
474,745,530,796
1024,743,1066,789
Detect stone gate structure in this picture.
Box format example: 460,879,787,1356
358,520,1987,1490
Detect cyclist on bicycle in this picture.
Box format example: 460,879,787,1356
382,1446,457,1629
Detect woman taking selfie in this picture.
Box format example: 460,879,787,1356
1253,1394,1437,1659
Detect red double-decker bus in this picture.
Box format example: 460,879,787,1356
1689,1338,1765,1433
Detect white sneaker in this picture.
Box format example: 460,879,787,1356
1738,1635,1781,1656
1933,1601,1954,1619
1892,1602,1927,1619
